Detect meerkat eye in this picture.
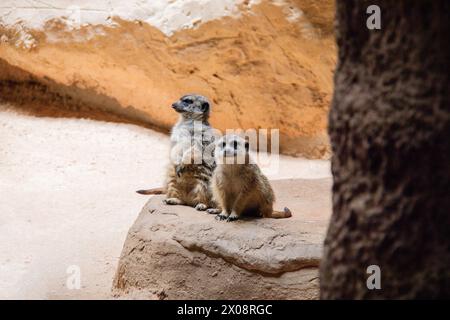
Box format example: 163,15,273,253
183,98,193,104
233,141,238,149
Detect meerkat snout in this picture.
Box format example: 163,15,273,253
215,135,250,164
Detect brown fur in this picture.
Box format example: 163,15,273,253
158,94,216,211
136,187,165,195
165,163,214,209
209,135,292,221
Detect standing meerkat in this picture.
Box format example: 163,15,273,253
137,94,217,211
208,134,292,221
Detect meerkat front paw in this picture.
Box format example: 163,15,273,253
175,165,185,177
207,208,221,214
226,212,239,222
216,212,229,221
164,198,182,205
195,203,208,211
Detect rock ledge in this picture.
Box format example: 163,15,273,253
113,178,331,299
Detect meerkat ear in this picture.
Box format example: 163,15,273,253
201,102,210,112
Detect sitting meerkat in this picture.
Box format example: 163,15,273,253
137,94,217,211
207,134,292,221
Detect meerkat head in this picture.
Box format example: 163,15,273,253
215,134,250,164
171,94,211,121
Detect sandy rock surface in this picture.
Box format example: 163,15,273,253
0,0,336,158
113,178,332,300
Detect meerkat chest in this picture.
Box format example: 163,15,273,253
216,167,248,194
171,127,193,145
171,122,211,141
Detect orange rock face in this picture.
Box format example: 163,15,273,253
0,0,336,158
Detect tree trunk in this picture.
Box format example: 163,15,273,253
320,0,450,299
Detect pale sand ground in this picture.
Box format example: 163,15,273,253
0,105,331,299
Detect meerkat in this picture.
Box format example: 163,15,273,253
137,94,216,211
207,134,292,221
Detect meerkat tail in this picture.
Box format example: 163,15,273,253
136,187,165,195
270,207,292,219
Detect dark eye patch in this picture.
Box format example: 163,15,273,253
183,98,193,104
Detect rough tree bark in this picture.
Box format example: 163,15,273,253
320,0,450,299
